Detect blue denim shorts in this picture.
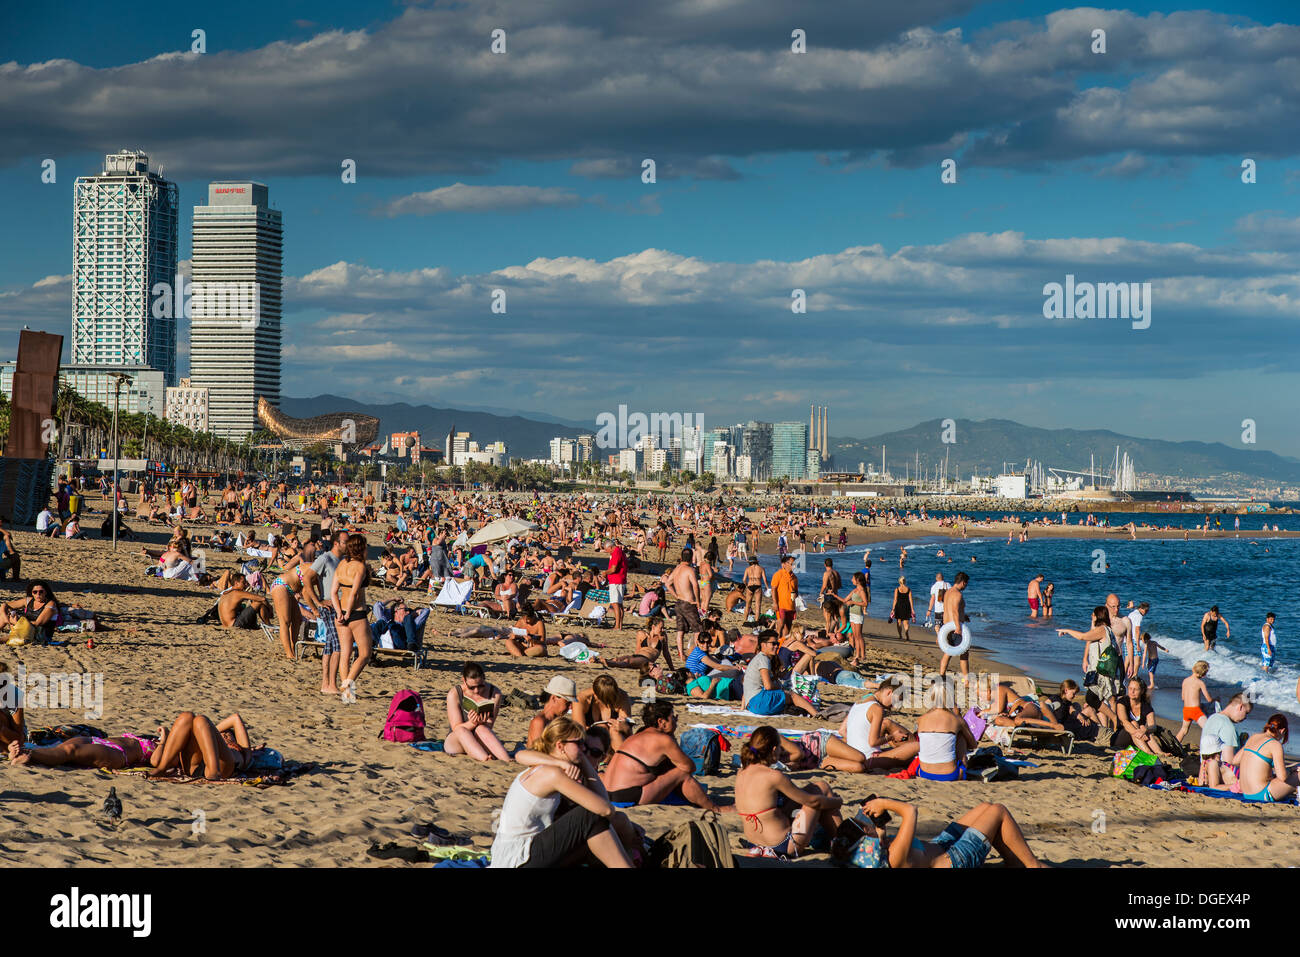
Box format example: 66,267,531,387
933,823,991,868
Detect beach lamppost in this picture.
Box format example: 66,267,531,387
108,372,130,551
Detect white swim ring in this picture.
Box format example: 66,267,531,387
936,621,972,656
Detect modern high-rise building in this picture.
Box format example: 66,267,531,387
741,421,773,480
771,421,808,480
189,181,283,439
701,428,728,475
72,150,179,383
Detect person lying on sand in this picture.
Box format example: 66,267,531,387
735,726,843,858
147,712,252,781
605,617,674,670
9,731,157,770
600,701,730,813
848,797,1045,868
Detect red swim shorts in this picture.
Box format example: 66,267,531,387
1183,706,1205,722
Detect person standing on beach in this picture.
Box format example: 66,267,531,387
667,549,701,662
1125,602,1149,676
606,539,627,631
1175,661,1214,743
1201,606,1228,651
1058,606,1122,714
926,572,948,628
1105,594,1134,677
1260,612,1277,672
938,572,971,682
819,558,841,604
1027,574,1044,618
770,554,799,641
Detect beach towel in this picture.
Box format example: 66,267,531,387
99,760,315,789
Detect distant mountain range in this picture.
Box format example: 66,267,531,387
280,398,1299,485
834,418,1300,485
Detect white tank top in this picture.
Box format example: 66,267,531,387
918,731,957,764
489,769,561,868
846,699,881,757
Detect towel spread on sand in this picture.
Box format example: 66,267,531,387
98,761,315,788
686,704,765,718
690,723,839,739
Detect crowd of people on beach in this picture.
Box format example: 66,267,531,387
2,472,1296,867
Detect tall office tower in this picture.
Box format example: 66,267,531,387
741,421,773,480
189,182,283,439
771,421,808,480
72,150,179,383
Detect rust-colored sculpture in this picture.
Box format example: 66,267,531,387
257,396,379,447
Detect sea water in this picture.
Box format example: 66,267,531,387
753,523,1300,735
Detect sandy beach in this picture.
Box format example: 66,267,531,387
3,496,1298,869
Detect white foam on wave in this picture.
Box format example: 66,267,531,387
1154,632,1300,716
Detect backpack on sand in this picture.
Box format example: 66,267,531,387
649,812,737,868
678,726,725,775
380,689,426,743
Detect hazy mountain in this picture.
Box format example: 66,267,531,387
278,395,589,459
831,418,1300,485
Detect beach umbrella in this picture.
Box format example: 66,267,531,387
468,517,538,546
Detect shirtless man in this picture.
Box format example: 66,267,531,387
1027,574,1044,618
820,558,842,603
741,558,767,623
218,589,272,629
667,549,701,662
1105,593,1134,677
939,572,970,681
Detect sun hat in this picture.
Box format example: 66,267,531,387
544,675,578,702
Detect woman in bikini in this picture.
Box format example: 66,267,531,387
844,572,869,663
443,661,512,761
10,730,158,770
1233,714,1299,803
330,533,374,703
735,726,843,859
146,712,253,781
503,606,548,658
982,682,1065,729
697,554,715,615
600,701,728,812
268,539,318,660
605,617,674,670
741,558,767,623
573,675,634,750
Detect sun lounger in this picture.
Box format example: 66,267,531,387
985,723,1075,754
293,635,428,669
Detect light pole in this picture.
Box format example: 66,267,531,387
108,372,130,550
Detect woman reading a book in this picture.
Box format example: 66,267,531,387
444,662,512,762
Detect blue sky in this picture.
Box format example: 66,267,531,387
1,0,1298,459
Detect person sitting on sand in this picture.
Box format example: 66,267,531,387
839,676,920,772
443,662,512,762
528,675,578,744
0,666,24,748
982,682,1064,729
0,581,61,643
147,712,253,781
735,726,843,859
848,797,1045,868
1041,679,1108,738
742,632,819,718
1176,661,1214,743
503,606,547,658
217,588,272,630
491,717,635,868
916,700,980,781
605,616,674,670
1112,678,1171,758
600,701,729,813
1199,693,1251,788
573,675,633,750
9,730,158,770
1232,714,1299,803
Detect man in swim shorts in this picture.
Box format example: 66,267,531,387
667,549,701,662
1260,612,1277,672
1027,574,1044,618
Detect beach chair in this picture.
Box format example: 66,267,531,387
432,578,478,616
551,598,612,629
983,723,1075,755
